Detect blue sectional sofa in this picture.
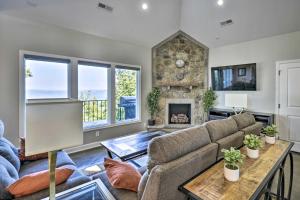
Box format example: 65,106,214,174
0,120,91,200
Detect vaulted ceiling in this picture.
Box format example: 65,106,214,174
1,0,300,48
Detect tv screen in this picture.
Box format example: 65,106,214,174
211,63,256,91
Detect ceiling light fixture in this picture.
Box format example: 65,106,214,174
142,3,149,10
217,0,224,6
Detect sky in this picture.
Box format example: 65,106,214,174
25,60,108,91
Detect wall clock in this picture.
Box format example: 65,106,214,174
176,59,185,68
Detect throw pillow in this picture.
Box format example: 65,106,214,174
19,138,48,161
6,166,74,198
104,158,141,192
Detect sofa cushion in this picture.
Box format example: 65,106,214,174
0,120,19,157
95,172,138,200
0,156,18,200
19,151,75,177
216,131,244,160
205,117,239,142
147,125,211,171
0,139,21,172
0,138,19,157
0,120,4,138
138,172,149,200
242,122,263,136
232,113,256,130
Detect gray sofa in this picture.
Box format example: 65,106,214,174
0,120,91,200
95,112,263,200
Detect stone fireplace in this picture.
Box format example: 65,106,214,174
165,99,195,127
152,31,209,127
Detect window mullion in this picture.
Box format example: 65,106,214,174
109,65,116,124
70,59,78,99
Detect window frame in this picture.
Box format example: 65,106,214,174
77,59,112,128
23,54,72,100
19,50,142,135
114,65,141,124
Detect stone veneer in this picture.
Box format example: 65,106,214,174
152,31,209,125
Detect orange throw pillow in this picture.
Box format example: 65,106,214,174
6,166,74,198
104,158,141,192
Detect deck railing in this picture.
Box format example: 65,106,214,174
82,100,126,122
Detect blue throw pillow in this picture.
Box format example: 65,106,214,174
0,140,20,172
0,156,18,200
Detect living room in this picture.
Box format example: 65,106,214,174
0,0,300,199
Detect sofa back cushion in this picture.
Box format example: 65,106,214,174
147,125,211,171
205,117,238,142
0,139,20,172
0,156,18,200
232,113,256,130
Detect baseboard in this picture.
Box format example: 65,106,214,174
291,141,300,153
64,141,101,154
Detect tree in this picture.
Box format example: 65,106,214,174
115,69,137,120
26,67,33,78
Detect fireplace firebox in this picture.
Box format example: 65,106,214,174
168,104,191,124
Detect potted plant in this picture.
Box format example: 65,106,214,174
221,147,245,182
243,134,262,159
202,88,217,121
146,87,161,126
263,124,278,144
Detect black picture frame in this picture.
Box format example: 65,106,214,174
238,68,246,76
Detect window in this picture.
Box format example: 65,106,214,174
115,66,140,122
25,55,70,99
78,61,110,128
21,51,141,132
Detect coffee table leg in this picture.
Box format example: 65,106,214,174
107,150,113,158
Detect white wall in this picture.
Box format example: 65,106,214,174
0,14,151,145
209,31,300,113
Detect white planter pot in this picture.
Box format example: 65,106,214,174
265,136,276,144
246,147,259,159
224,166,239,182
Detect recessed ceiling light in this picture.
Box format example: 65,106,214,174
217,0,224,6
142,3,148,10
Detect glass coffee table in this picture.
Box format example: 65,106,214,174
42,179,116,200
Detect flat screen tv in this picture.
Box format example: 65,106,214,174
211,63,256,91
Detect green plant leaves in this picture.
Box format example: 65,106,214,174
147,87,161,119
202,88,217,113
221,147,245,170
262,124,278,137
243,134,262,150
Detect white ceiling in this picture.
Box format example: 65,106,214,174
181,0,300,47
1,0,300,48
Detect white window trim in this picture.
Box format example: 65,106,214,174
19,50,142,137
